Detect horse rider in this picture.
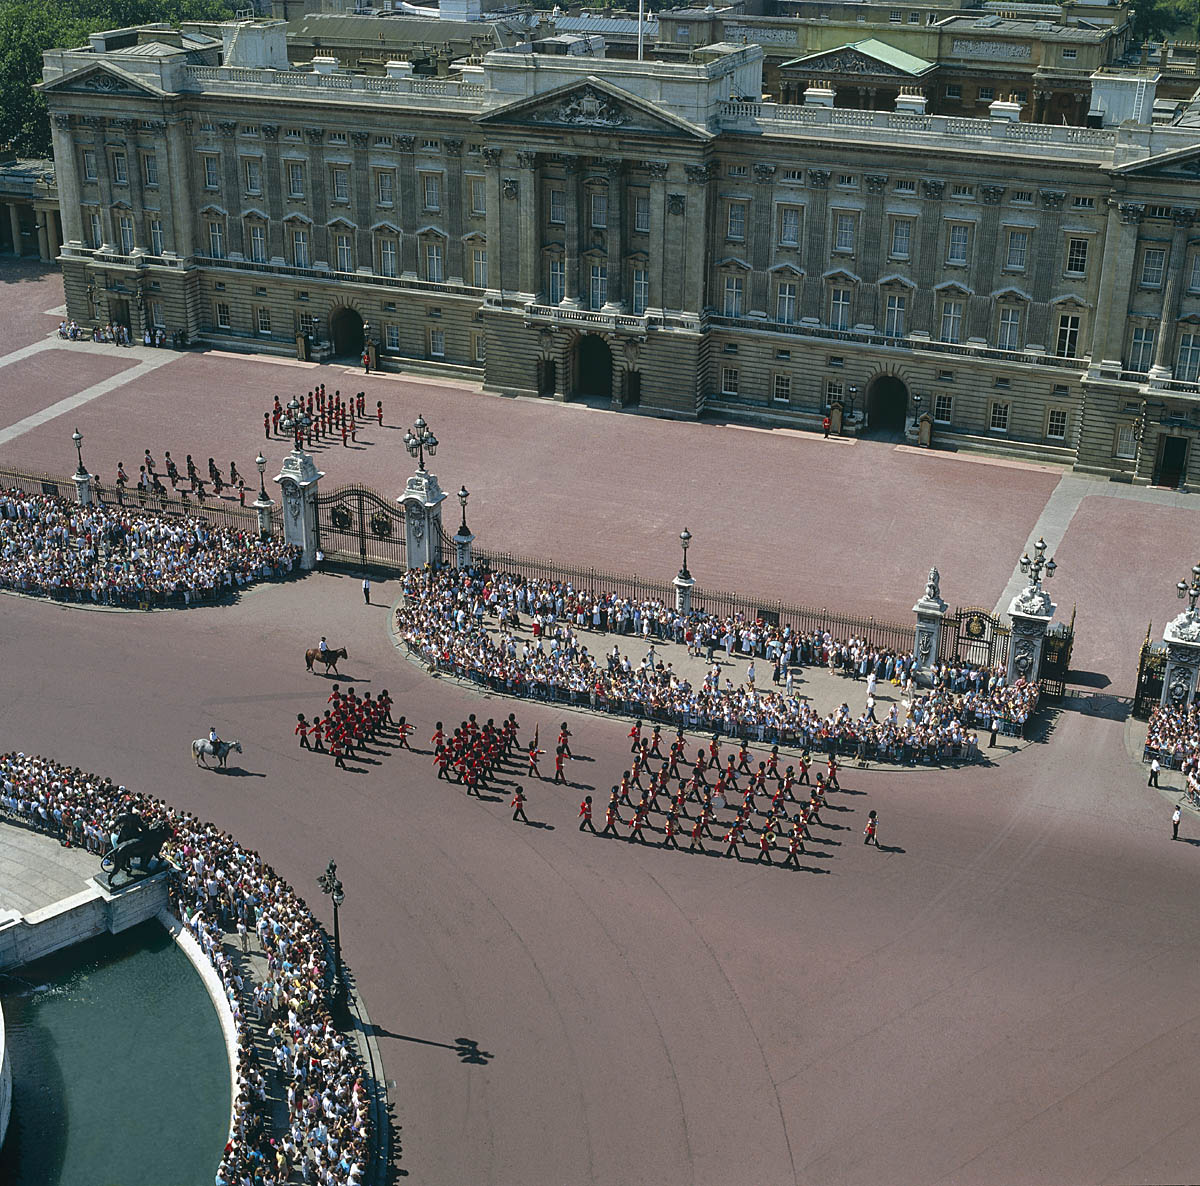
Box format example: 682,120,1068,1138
319,636,329,658
209,724,223,750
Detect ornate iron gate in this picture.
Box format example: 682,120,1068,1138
314,484,406,571
1132,623,1167,720
1038,604,1075,699
942,606,1011,670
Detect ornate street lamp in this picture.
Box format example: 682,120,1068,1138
847,384,858,419
72,427,88,479
278,396,312,445
317,859,348,1011
1019,536,1057,589
404,413,439,472
458,485,470,533
255,453,268,501
1177,563,1200,616
913,393,923,420
678,527,692,581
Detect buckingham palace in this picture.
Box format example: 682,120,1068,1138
34,18,1200,483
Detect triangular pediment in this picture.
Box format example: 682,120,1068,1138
40,62,167,99
476,77,712,141
780,40,935,79
1111,144,1200,181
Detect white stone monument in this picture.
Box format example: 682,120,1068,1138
399,469,448,570
273,447,324,569
1161,609,1200,711
1007,583,1056,685
912,566,947,678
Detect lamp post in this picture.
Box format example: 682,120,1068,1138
678,527,692,581
1018,536,1057,590
453,484,474,569
317,859,348,1012
404,413,439,472
1177,563,1200,616
72,427,87,479
673,527,695,615
847,384,858,421
458,485,470,533
256,453,268,502
279,397,312,448
70,426,94,505
250,451,273,539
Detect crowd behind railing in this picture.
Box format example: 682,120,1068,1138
0,488,301,607
0,751,370,1186
397,567,1041,765
1144,703,1200,775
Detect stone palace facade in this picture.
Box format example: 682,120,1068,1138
38,20,1200,483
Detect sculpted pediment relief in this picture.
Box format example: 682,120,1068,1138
786,49,909,77
42,64,164,98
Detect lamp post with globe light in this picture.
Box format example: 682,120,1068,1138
71,427,93,505
673,527,695,614
317,859,349,1014
452,484,475,569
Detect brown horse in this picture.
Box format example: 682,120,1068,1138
306,646,348,675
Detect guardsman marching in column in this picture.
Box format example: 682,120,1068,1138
864,809,880,847
756,827,775,865
579,796,596,833
296,714,311,750
511,785,530,824
601,790,623,837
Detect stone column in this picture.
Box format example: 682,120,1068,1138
603,158,625,310
516,149,539,298
749,162,776,315
453,524,475,569
398,135,418,276
50,114,84,248
646,160,668,316
273,448,324,570
482,145,503,293
166,118,195,259
260,124,282,261
445,138,465,284
73,468,93,506
1007,584,1056,686
36,218,50,262
304,126,328,267
912,566,948,679
911,178,944,328
1161,611,1200,711
561,154,581,307
673,571,695,615
1092,200,1142,369
351,131,372,271
8,204,22,258
683,163,713,316
398,469,448,570
1150,207,1197,377
253,490,275,539
120,119,147,253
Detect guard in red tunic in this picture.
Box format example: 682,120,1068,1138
627,807,649,844
618,772,634,807
756,828,774,865
578,795,595,833
766,745,780,779
511,785,529,824
527,741,544,779
309,718,325,753
864,809,879,847
724,819,745,860
295,714,312,750
736,740,753,774
558,722,573,758
628,719,643,753
797,751,811,785
396,717,413,750
601,790,622,837
688,815,706,853
649,724,663,758
330,736,347,770
661,812,680,849
553,746,569,785
826,756,840,791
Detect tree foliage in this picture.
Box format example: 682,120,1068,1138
0,0,236,158
1129,0,1199,44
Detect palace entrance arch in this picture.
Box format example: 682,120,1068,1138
330,307,364,359
865,374,909,436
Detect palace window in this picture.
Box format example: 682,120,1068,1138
216,301,231,329
118,216,134,254
833,212,856,253
829,286,851,330
884,293,906,338
945,84,963,99
244,159,262,195
1047,408,1068,440
150,219,164,256
330,169,349,202
1190,253,1200,291
890,218,912,259
82,150,97,181
778,206,801,246
1128,325,1155,372
723,275,744,317
894,179,916,194
386,324,400,350
422,174,441,211
142,153,158,187
470,178,486,215
1005,230,1028,270
1056,313,1080,358
292,227,309,268
1072,195,1095,209
473,248,488,288
951,183,973,198
997,306,1021,351
1065,237,1089,276
203,156,219,189
425,241,443,282
112,152,127,185
429,328,445,359
377,172,394,206
989,401,1010,432
934,394,952,424
549,189,565,224
590,192,608,229
258,307,272,335
939,299,963,343
1115,423,1138,459
1140,248,1166,287
777,282,797,324
634,193,650,233
589,263,608,310
826,378,843,403
946,223,970,265
773,373,791,402
335,234,353,272
88,211,102,249
287,162,304,198
1179,333,1200,383
721,366,739,396
208,220,225,259
632,268,649,315
548,258,565,304
379,237,397,278
1012,190,1034,204
727,203,746,241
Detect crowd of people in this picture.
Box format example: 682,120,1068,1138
58,319,134,346
1144,703,1200,774
396,566,1041,763
0,751,371,1185
0,487,302,606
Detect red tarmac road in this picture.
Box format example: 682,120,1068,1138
3,264,1200,1184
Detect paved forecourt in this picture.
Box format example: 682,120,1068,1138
0,547,1198,1185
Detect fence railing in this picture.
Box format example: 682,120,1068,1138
471,547,914,652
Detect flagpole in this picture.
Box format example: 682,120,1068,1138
638,0,644,61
